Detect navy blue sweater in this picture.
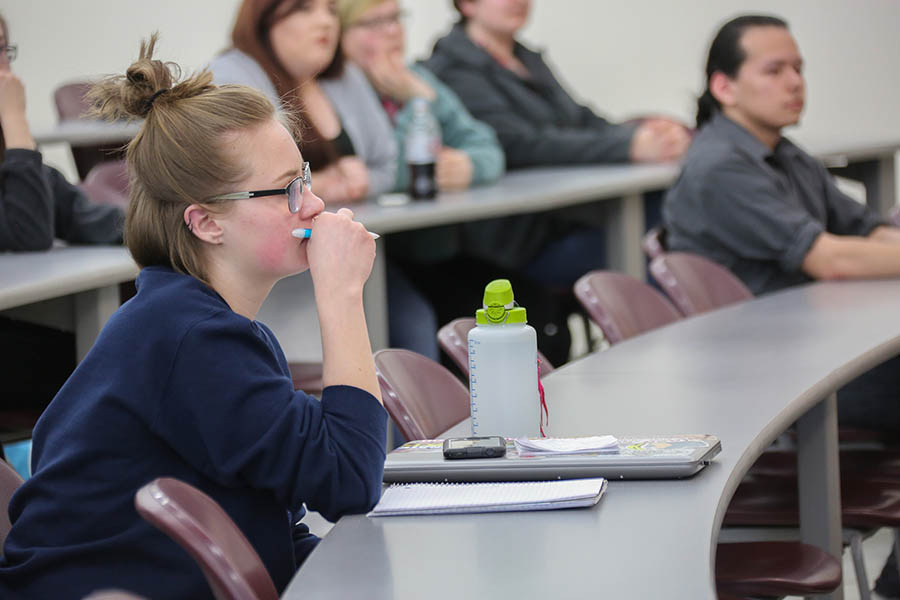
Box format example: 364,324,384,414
0,267,387,599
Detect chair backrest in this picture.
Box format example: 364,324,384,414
573,271,682,344
134,478,279,600
649,253,754,316
437,317,554,379
0,458,25,553
54,81,126,180
641,225,668,260
374,348,470,440
78,160,130,209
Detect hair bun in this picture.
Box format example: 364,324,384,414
87,33,213,121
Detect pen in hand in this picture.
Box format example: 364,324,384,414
291,228,380,240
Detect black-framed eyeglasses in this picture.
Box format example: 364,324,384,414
352,10,407,30
0,45,17,62
209,162,311,214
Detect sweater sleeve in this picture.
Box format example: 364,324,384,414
48,165,123,245
0,148,55,251
391,65,504,191
435,66,635,169
154,314,388,522
321,64,398,197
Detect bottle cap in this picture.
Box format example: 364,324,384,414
476,279,527,325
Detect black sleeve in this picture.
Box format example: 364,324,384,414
46,165,123,245
437,67,636,169
0,149,55,251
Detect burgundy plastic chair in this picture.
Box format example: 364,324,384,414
0,458,24,553
716,541,841,597
573,271,682,344
641,225,668,261
374,348,470,441
649,252,753,316
134,477,279,600
54,81,127,180
437,317,554,380
725,476,900,599
78,160,130,210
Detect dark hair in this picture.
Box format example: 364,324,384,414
231,0,345,169
696,15,789,128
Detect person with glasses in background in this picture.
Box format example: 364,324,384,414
0,35,387,599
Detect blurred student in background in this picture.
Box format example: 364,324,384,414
662,16,900,595
0,12,123,429
426,0,690,169
0,36,387,599
210,0,396,204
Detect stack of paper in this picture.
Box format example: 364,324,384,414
368,478,608,517
514,435,619,455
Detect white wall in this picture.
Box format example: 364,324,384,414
8,0,900,180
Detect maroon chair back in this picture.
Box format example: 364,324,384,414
134,478,279,600
54,81,127,180
437,317,554,379
78,160,130,210
374,349,470,440
649,252,753,316
0,458,25,553
641,226,667,260
573,271,682,345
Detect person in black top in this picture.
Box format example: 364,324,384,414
0,13,122,251
425,0,690,169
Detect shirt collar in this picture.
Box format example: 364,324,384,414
709,112,776,161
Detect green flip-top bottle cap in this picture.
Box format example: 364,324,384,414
476,279,527,324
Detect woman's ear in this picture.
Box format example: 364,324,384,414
183,204,224,245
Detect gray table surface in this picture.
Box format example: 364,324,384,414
283,279,900,599
32,120,141,146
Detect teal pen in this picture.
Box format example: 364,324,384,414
291,228,380,240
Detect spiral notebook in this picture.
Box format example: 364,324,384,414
368,477,608,517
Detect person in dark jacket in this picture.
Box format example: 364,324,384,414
424,0,690,170
0,36,387,600
0,13,122,251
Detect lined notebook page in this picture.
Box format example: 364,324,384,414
369,478,607,517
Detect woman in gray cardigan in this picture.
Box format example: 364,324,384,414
209,0,397,203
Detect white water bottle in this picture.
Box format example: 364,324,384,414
404,97,441,200
468,279,540,438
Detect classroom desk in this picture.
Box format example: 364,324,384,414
260,163,679,362
816,139,900,216
32,120,141,146
0,246,138,360
283,279,900,600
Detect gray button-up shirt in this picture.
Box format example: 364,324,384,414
663,112,884,295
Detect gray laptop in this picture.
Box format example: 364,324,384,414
383,434,721,483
